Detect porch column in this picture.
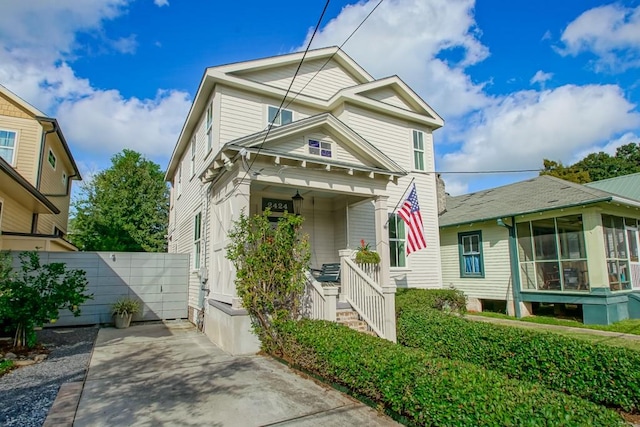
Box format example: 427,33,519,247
230,176,251,310
583,209,609,290
374,195,391,287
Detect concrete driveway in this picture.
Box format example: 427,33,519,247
72,321,400,426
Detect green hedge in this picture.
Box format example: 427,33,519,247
279,320,624,426
397,306,640,413
396,288,467,314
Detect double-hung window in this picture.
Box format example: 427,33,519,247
388,213,406,268
458,231,484,277
268,106,292,126
0,130,16,164
194,212,202,269
190,136,196,178
413,130,425,171
206,104,213,152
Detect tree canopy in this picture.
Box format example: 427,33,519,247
70,149,169,252
540,142,640,183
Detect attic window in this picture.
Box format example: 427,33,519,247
48,149,56,169
308,139,332,158
268,106,292,126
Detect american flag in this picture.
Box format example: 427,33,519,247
397,183,427,255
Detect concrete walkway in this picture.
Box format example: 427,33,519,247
467,314,640,341
72,321,400,427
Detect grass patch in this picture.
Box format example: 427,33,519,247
0,359,14,376
473,311,640,336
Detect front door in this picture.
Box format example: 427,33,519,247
627,226,640,290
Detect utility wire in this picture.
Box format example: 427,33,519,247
235,0,331,188
282,0,385,111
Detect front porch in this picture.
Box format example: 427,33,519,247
200,151,400,354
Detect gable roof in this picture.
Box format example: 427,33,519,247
584,172,640,201
438,175,631,228
166,47,443,179
200,113,407,183
0,85,81,180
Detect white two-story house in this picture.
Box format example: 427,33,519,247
166,47,444,354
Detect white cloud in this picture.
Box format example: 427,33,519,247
572,131,640,161
56,89,190,160
154,0,169,6
441,84,640,175
558,4,640,72
0,0,190,166
530,70,553,86
301,0,492,118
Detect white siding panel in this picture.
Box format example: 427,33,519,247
237,59,360,100
440,224,513,301
361,87,413,111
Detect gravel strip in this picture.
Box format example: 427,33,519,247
0,326,98,427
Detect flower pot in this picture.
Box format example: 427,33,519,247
114,313,133,329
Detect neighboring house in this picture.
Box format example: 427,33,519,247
166,47,444,354
438,174,640,325
0,85,81,251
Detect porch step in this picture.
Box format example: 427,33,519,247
336,309,377,337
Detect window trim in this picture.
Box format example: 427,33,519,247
412,130,425,171
176,165,182,198
0,129,18,165
47,149,57,170
458,230,484,278
206,103,213,153
190,136,196,178
0,198,4,232
267,105,293,127
388,213,407,268
194,212,202,270
307,138,333,159
62,172,67,187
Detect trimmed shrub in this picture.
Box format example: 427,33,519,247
279,320,624,426
397,306,640,413
396,287,467,314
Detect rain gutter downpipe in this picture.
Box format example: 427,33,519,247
497,216,522,318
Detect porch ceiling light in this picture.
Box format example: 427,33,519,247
292,190,304,215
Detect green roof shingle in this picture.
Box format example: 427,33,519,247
584,172,640,201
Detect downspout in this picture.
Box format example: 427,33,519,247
33,122,57,233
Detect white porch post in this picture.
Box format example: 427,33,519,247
230,176,251,310
323,286,339,321
375,195,396,342
374,196,391,287
338,249,352,303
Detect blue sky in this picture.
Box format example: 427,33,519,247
1,0,640,195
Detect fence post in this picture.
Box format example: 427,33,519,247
323,286,339,321
382,285,397,343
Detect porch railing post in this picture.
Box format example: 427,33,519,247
338,249,352,303
374,196,391,288
323,286,339,321
382,285,397,343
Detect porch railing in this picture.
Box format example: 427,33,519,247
302,271,338,321
340,254,396,342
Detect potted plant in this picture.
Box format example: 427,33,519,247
111,297,141,329
355,239,380,264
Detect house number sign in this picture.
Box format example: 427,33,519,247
262,198,293,213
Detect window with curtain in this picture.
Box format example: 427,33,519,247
458,231,483,277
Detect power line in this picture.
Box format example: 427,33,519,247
235,0,331,187
282,0,385,111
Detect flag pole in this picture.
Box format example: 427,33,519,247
383,177,415,229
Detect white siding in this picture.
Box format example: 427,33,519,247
347,200,376,250
361,87,413,111
264,132,361,166
440,224,513,301
236,59,360,100
345,105,442,288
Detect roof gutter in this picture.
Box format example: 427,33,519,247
439,197,614,229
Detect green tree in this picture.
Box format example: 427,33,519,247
540,142,640,183
540,159,591,184
226,210,310,353
0,251,92,348
70,149,169,252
